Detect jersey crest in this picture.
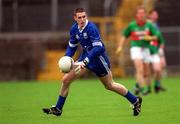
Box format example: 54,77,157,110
83,32,88,39
75,34,80,40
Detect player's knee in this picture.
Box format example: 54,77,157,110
154,67,161,73
144,73,150,78
104,83,113,90
136,68,143,75
155,70,161,74
62,76,71,85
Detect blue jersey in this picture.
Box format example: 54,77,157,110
65,20,110,77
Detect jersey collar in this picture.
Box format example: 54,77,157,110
78,20,88,33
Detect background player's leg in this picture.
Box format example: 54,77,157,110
143,62,152,94
133,59,146,94
152,61,165,93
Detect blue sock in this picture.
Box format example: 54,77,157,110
124,91,137,104
56,96,66,110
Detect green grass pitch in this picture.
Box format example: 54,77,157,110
0,77,180,124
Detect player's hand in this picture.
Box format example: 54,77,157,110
143,35,154,41
116,47,122,54
159,48,164,56
74,61,85,74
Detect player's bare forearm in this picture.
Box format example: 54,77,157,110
144,35,158,41
116,36,126,54
159,44,165,49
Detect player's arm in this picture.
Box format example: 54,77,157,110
74,25,104,74
65,41,78,57
157,31,165,56
116,36,127,54
116,24,131,54
158,31,165,46
85,42,105,63
144,23,158,41
65,29,79,57
84,25,105,64
74,41,105,74
143,35,157,41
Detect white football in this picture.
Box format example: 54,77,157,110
58,56,74,73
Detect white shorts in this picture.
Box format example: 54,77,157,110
130,47,143,60
130,47,151,63
142,48,151,63
150,54,160,63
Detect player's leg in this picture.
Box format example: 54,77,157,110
99,71,128,95
152,61,161,93
142,48,153,94
133,59,147,94
159,56,167,91
43,66,87,116
99,71,142,116
143,62,152,94
60,68,87,96
151,54,165,93
130,47,146,95
160,55,166,69
158,49,167,90
160,55,167,77
159,48,167,77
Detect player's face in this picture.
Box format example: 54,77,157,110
74,12,87,29
149,11,159,23
136,9,146,25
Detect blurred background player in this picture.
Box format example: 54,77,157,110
148,9,167,74
42,8,142,117
148,9,166,93
116,7,158,95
